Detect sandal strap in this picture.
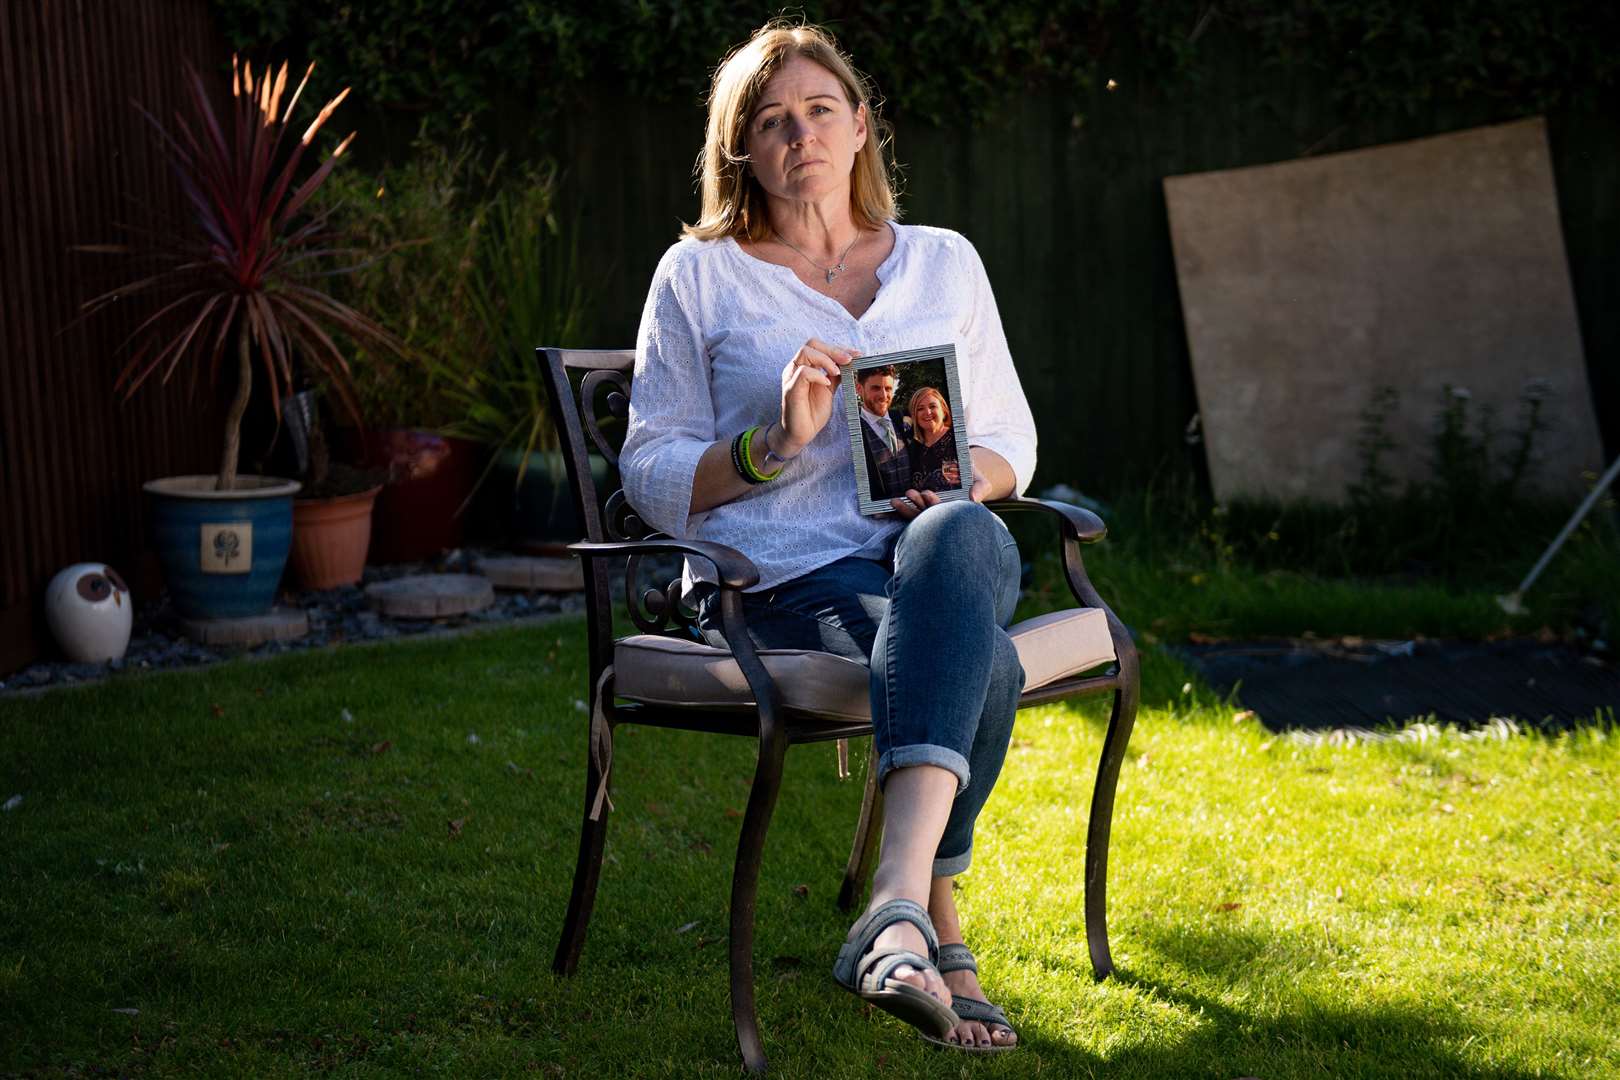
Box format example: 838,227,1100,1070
832,898,940,989
935,946,1016,1036
950,995,1013,1032
936,943,977,975
859,949,935,992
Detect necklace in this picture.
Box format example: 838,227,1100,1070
772,229,860,284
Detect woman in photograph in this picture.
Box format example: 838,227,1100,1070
620,19,1035,1053
905,385,962,493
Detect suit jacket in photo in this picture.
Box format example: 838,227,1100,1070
861,411,913,500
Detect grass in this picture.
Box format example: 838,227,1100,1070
1013,480,1620,644
3,618,1618,1078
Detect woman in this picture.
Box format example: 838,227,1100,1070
905,385,961,493
620,20,1035,1053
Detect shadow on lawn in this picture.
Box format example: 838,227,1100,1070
999,921,1553,1080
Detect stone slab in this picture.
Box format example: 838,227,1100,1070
180,608,309,647
474,555,584,592
364,573,494,618
1164,116,1603,503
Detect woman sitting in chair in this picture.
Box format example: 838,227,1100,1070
620,19,1035,1053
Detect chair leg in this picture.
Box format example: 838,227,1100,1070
1085,659,1140,981
837,745,883,912
730,729,789,1074
553,722,612,976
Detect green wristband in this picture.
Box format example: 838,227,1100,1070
740,425,784,482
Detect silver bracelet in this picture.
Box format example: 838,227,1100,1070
762,422,798,469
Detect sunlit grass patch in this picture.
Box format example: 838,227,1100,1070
2,619,1616,1077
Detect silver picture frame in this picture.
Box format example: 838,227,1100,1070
841,344,974,516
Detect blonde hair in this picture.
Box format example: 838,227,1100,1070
685,20,897,242
908,386,951,430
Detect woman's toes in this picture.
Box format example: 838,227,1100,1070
927,968,952,1008
991,1024,1017,1046
892,962,949,1005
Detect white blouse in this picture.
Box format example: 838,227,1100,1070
621,222,1037,592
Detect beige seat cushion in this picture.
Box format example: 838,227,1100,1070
612,607,1114,722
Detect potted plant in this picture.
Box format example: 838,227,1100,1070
442,168,599,552
284,391,386,590
79,58,402,619
307,139,491,564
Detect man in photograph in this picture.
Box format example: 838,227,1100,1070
856,365,911,500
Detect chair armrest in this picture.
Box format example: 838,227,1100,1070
989,497,1116,615
568,539,761,591
573,538,785,731
986,497,1107,543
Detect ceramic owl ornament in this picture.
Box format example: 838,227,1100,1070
44,563,133,663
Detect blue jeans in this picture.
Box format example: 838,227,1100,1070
695,501,1024,876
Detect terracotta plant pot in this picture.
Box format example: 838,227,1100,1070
289,486,382,590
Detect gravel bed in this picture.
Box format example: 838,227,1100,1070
1,548,589,696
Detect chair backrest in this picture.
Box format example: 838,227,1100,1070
538,347,702,679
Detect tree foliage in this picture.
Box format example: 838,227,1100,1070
210,1,1620,137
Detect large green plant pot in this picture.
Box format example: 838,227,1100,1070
485,448,609,553
144,475,300,618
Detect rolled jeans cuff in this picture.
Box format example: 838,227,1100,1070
933,845,972,878
877,744,970,794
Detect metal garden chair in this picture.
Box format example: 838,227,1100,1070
540,346,1140,1073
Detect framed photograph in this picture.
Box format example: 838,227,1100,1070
841,344,974,516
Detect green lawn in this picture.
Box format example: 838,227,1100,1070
2,618,1617,1078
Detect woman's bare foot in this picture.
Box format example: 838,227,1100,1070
858,896,952,1009
929,877,1017,1049
851,766,959,1016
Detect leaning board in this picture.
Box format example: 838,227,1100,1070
1164,116,1603,503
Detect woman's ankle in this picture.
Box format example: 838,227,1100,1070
928,875,964,944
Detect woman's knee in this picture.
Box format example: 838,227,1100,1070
896,500,1008,569
917,498,999,539
987,629,1026,709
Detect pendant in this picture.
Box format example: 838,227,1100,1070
826,263,845,284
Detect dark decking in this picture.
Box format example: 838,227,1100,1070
1172,639,1619,733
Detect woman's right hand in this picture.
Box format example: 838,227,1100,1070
778,338,859,455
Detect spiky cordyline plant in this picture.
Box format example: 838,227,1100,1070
80,57,401,491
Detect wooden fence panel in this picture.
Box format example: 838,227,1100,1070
0,0,226,674
553,54,1617,500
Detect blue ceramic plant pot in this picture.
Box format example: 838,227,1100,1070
144,475,301,619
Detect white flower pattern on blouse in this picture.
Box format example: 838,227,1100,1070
621,222,1037,593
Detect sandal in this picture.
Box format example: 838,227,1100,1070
920,943,1019,1053
832,898,959,1038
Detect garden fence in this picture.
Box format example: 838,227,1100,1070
0,0,226,674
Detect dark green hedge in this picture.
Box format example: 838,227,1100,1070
211,1,1619,135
